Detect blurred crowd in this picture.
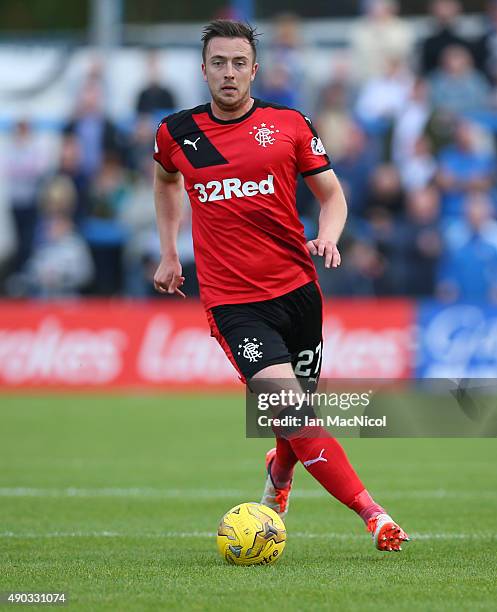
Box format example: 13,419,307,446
2,0,497,301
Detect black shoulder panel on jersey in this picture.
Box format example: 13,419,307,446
159,104,207,127
299,112,320,139
163,105,229,169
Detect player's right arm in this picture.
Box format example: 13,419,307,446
153,162,186,297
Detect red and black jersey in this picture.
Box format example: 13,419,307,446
153,98,331,310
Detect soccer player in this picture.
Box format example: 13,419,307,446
152,19,409,552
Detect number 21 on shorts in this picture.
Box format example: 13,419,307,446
294,341,322,377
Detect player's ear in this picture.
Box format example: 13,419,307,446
251,62,259,82
201,63,207,81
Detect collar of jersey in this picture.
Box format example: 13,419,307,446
206,98,259,125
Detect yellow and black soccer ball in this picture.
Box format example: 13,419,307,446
216,502,286,566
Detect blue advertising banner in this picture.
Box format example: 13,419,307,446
416,302,497,378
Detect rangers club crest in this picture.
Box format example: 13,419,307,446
238,337,264,363
249,123,279,147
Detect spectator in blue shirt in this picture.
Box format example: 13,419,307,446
436,120,496,218
437,191,497,302
429,45,490,114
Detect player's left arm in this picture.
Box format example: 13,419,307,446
304,169,347,269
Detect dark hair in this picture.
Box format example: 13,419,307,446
201,19,259,63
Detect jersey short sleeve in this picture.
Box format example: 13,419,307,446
295,112,331,177
153,120,178,173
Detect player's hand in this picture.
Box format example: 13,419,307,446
306,239,341,269
153,257,186,298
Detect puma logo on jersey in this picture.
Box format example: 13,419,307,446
193,175,274,202
184,137,200,150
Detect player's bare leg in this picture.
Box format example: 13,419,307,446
254,362,409,551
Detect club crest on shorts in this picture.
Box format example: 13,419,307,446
238,337,264,363
249,123,280,148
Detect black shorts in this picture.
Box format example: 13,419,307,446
207,281,323,384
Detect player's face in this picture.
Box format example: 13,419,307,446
202,37,258,112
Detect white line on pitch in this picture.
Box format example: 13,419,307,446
0,531,495,541
0,488,244,498
0,487,495,500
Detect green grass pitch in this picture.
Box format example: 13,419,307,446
0,394,496,611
